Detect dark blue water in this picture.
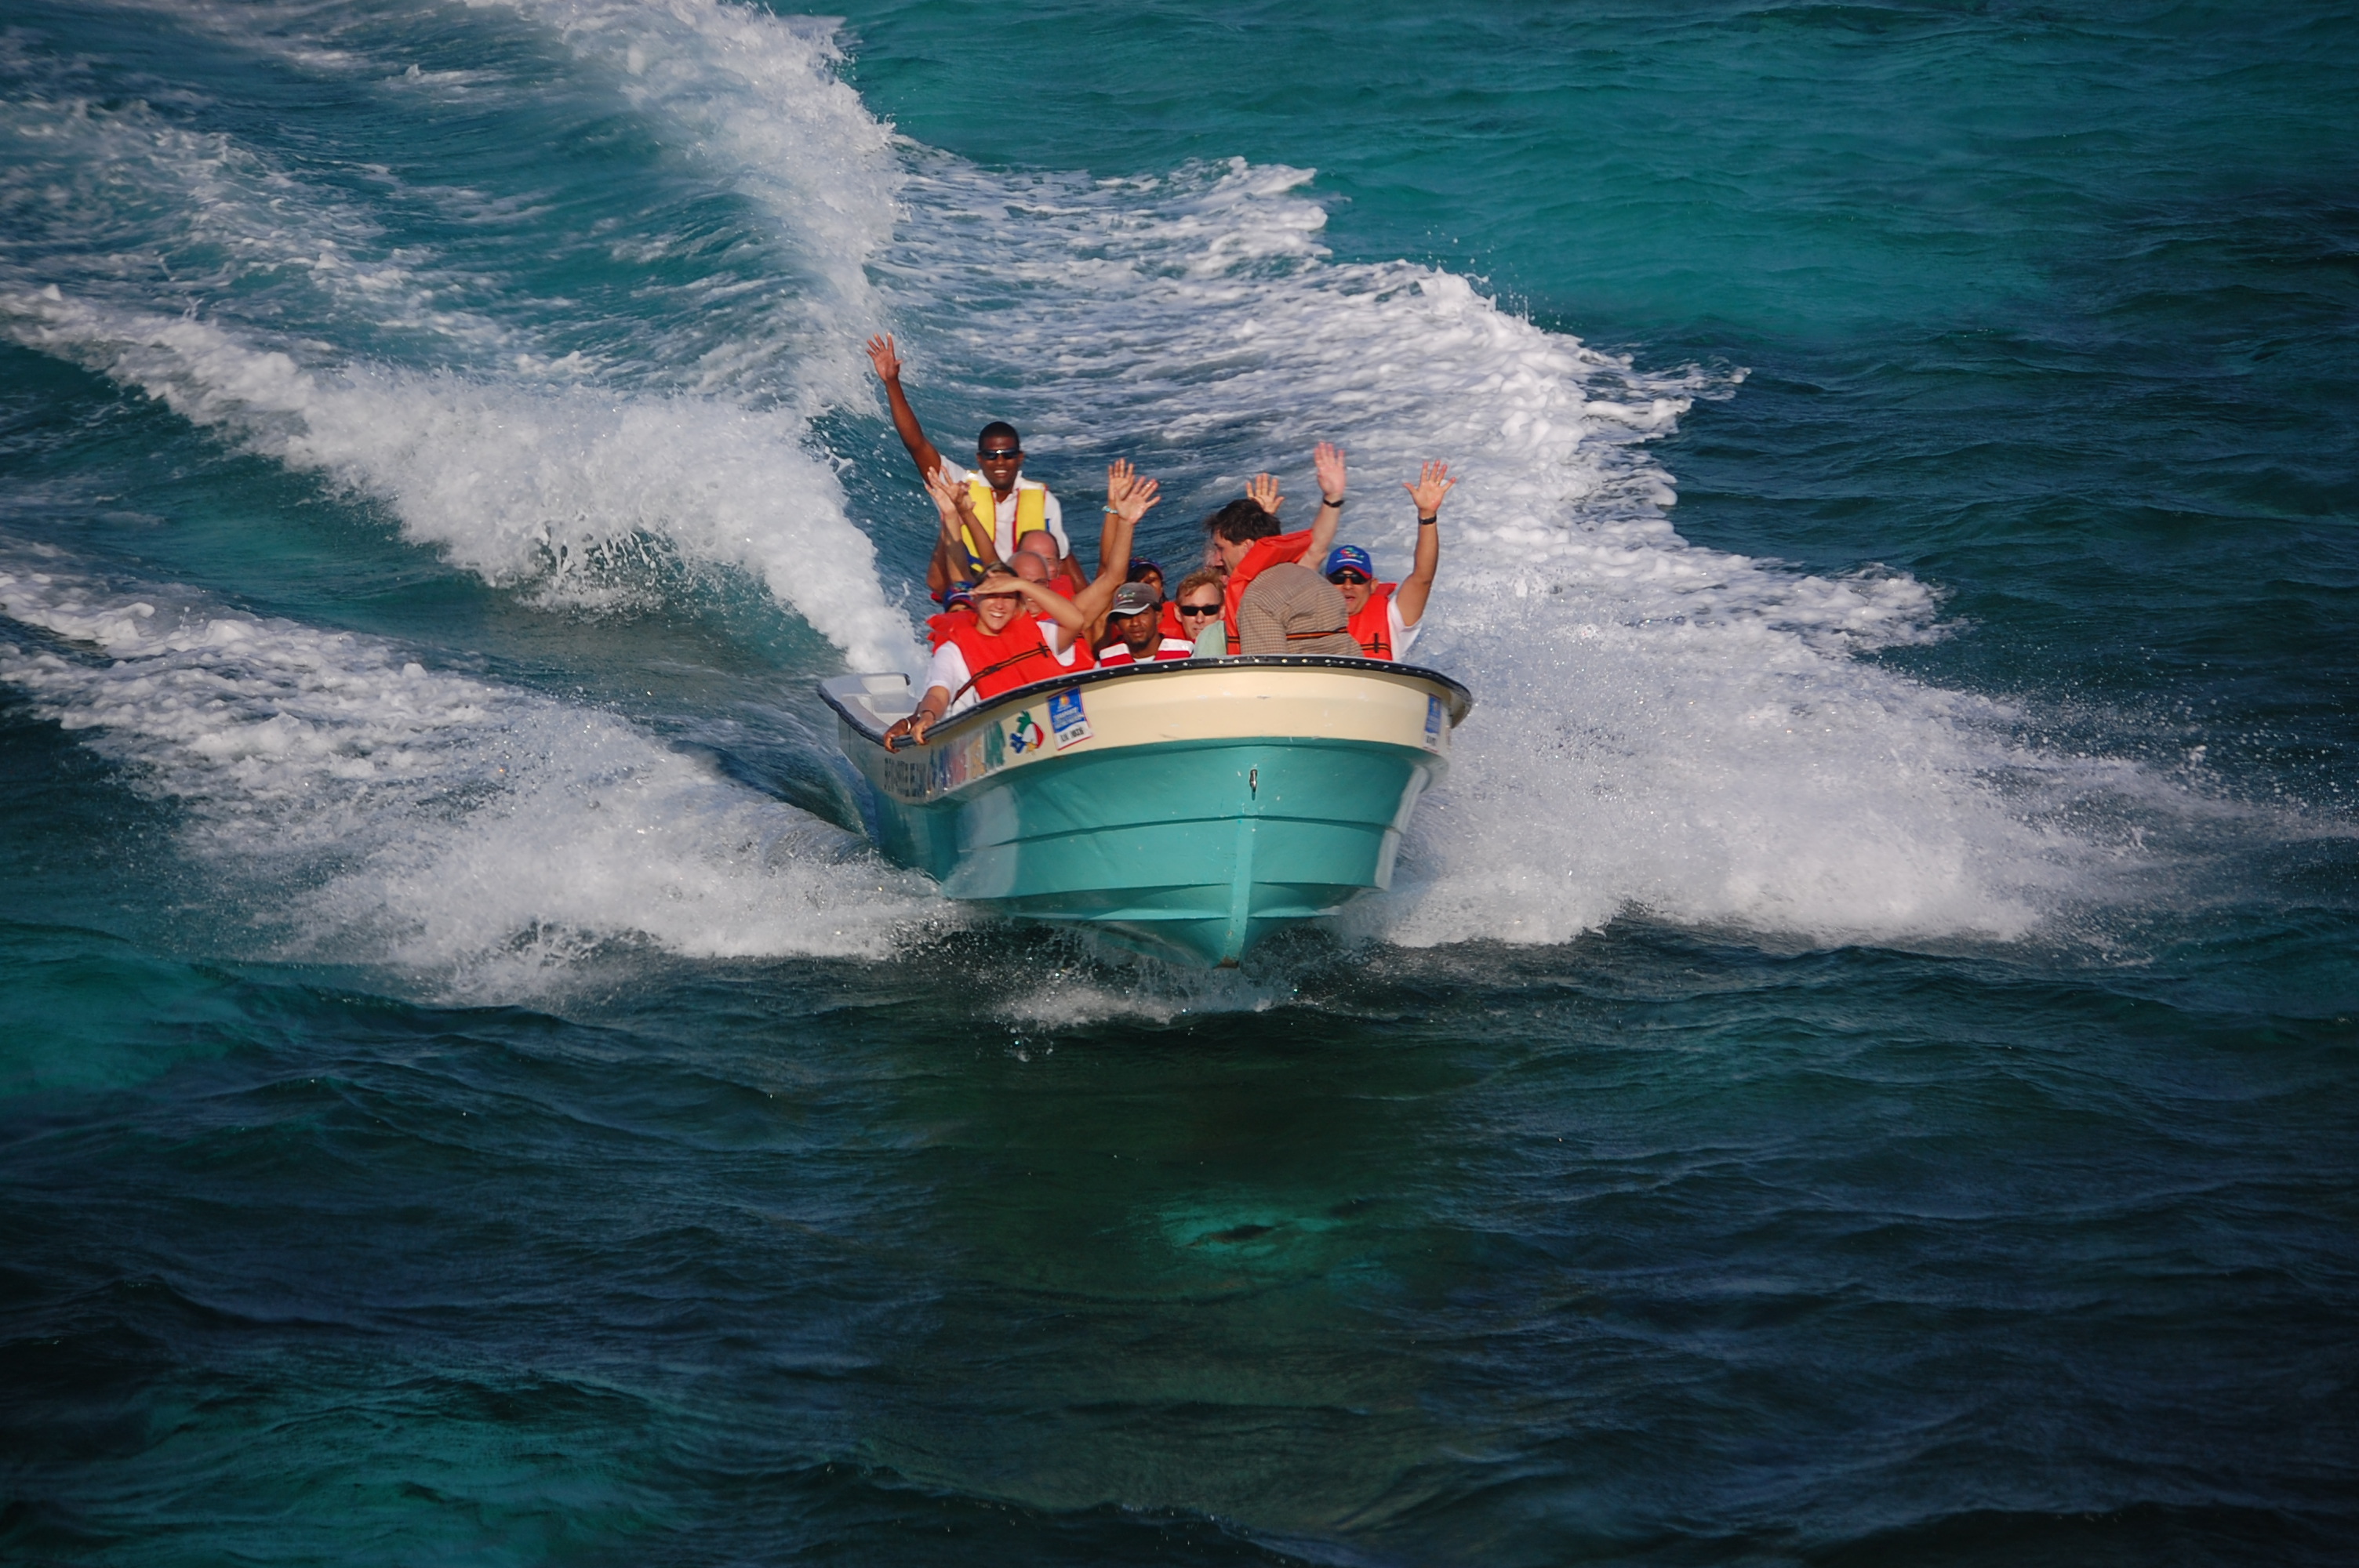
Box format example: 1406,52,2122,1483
4,2,2355,1562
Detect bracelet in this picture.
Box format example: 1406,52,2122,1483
1321,493,1347,508
1418,514,1438,525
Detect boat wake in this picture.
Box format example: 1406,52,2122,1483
0,0,2183,989
0,561,941,991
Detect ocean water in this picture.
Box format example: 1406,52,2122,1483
2,0,2354,1561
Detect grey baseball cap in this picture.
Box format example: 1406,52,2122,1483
1110,582,1161,616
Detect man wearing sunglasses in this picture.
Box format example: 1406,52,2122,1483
1324,459,1455,662
867,332,1070,595
1170,570,1227,655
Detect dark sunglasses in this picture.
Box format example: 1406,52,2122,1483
1176,602,1222,617
1328,570,1371,585
976,446,1023,461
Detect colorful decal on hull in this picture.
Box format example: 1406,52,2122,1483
1006,710,1047,756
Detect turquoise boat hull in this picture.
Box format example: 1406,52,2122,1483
821,659,1472,966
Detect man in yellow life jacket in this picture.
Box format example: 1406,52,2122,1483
866,333,1070,599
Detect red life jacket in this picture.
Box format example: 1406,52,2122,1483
1346,582,1398,660
1221,529,1314,654
925,608,976,651
1158,601,1184,640
943,617,1069,705
1096,636,1194,667
1041,610,1096,672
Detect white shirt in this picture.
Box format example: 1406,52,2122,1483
1387,592,1423,661
921,617,1082,717
936,459,1069,559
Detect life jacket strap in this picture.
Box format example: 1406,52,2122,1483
948,644,1054,707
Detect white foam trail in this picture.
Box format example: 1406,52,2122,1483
484,0,902,405
1,16,920,664
0,7,2150,951
0,45,522,361
0,288,919,671
60,0,902,401
878,157,2135,946
0,562,941,983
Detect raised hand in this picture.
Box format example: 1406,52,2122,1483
925,462,990,554
1106,459,1163,525
1246,472,1284,516
1314,441,1347,504
1403,460,1456,517
865,332,903,382
921,461,963,526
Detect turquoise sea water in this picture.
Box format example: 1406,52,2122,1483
4,2,2355,1562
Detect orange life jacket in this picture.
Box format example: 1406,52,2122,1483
943,617,1067,705
925,608,976,651
1347,582,1398,660
1221,528,1315,654
1045,610,1096,673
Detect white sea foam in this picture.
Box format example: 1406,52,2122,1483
3,2,2146,956
52,0,903,401
1,16,919,666
0,46,521,360
491,0,903,405
0,562,940,984
878,156,2131,947
0,288,919,671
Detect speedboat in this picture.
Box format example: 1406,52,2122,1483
820,657,1472,966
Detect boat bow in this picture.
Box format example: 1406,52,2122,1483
822,658,1472,965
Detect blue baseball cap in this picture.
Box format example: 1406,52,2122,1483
940,584,976,612
1322,546,1374,581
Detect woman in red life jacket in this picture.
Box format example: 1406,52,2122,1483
887,462,1160,747
1205,441,1350,653
1324,459,1455,661
1095,582,1195,666
885,568,1082,749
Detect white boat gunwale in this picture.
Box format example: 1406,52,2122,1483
818,654,1475,753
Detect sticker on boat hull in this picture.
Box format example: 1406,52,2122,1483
1006,710,1047,756
1424,694,1444,750
1049,690,1092,750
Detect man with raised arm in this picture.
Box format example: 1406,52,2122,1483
866,334,1070,597
1202,441,1354,656
1323,460,1456,662
885,463,1159,747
